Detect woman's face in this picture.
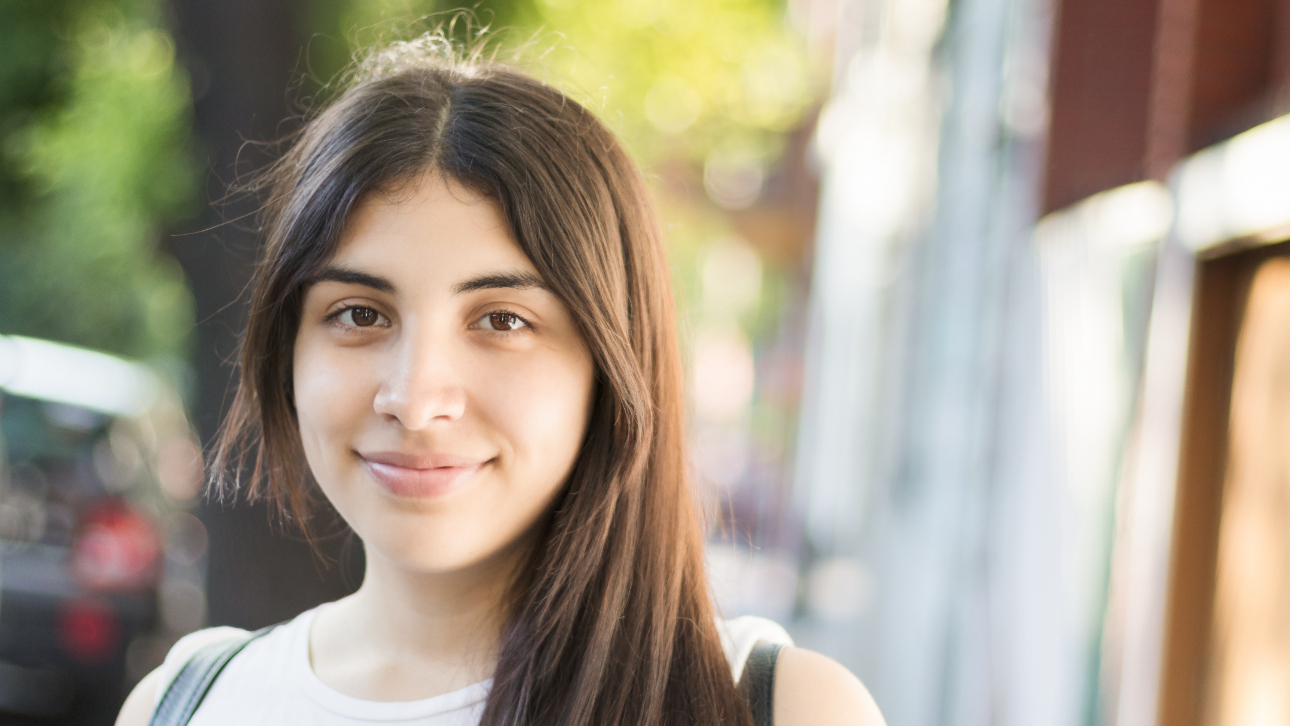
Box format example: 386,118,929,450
293,174,596,574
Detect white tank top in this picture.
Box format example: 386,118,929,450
154,604,792,725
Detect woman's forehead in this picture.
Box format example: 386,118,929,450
332,174,538,287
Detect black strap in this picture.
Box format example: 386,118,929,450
739,641,784,726
148,627,274,726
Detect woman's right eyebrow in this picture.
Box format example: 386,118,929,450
309,266,395,293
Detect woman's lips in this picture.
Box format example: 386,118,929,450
359,452,487,499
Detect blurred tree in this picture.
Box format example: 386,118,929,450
166,0,369,632
299,0,811,168
0,0,77,212
0,0,198,359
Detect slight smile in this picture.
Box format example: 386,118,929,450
359,451,489,499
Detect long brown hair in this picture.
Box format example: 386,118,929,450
210,36,754,726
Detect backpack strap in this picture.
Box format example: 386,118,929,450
739,641,784,726
148,626,275,726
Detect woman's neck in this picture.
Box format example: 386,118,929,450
307,541,524,702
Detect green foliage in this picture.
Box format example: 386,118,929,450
0,0,88,211
0,0,198,359
300,0,538,94
529,0,810,163
299,0,810,167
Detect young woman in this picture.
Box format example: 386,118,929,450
116,37,885,726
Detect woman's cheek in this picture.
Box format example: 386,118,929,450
496,348,593,472
294,338,371,472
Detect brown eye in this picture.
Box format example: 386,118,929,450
477,311,528,332
340,306,386,328
490,312,519,330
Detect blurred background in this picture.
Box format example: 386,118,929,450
1,0,1288,724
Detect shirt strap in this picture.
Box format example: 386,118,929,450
739,640,785,726
148,625,276,726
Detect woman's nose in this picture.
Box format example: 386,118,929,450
372,332,467,429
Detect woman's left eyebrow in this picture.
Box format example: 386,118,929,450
452,271,550,295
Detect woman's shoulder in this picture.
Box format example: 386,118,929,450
166,624,255,689
154,626,255,700
716,615,884,726
115,625,251,726
116,605,314,726
772,646,886,726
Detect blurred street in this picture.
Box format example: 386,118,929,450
2,0,1289,724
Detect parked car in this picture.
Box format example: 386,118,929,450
0,335,207,725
